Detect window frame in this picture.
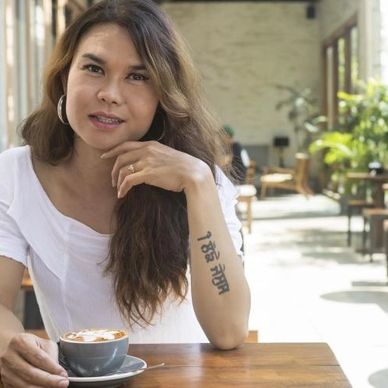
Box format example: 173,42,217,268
322,14,358,128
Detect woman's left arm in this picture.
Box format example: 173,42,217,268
101,141,251,349
184,164,251,350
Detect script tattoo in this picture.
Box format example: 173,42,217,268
197,231,230,294
210,264,230,295
197,231,211,241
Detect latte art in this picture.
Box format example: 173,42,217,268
63,329,127,342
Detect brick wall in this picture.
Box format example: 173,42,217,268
163,2,320,167
162,0,381,171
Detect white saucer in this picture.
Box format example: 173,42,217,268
67,355,147,387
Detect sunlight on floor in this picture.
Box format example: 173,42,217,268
244,195,388,388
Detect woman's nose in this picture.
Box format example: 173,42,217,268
97,80,123,105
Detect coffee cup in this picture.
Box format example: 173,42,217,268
59,328,129,377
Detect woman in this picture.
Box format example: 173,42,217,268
0,0,250,386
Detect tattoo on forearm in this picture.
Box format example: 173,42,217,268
210,263,230,295
197,231,230,294
197,231,211,241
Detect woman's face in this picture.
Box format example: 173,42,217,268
65,23,159,152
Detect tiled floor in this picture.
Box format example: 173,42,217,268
242,194,388,388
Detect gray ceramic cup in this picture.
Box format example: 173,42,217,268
59,329,129,377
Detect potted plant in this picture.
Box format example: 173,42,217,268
275,85,326,152
309,79,388,196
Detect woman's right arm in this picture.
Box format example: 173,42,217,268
0,256,69,387
0,257,25,355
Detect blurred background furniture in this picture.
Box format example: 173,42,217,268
347,172,388,208
260,153,313,199
348,173,388,254
273,135,289,167
237,161,257,233
242,144,269,187
21,270,44,330
384,220,388,277
346,199,375,247
362,208,388,260
345,173,376,247
245,329,259,343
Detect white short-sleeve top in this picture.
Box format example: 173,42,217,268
0,146,243,343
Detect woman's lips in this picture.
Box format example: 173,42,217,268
89,114,124,130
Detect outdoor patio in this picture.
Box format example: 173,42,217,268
243,194,388,388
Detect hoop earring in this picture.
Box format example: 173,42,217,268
57,95,69,125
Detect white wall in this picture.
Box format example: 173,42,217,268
163,2,320,166
318,0,360,40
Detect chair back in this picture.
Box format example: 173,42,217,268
294,153,310,186
245,160,256,185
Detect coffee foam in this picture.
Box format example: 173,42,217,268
63,329,127,342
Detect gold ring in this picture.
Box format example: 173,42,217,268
127,164,135,174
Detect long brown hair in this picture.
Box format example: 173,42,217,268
21,0,228,327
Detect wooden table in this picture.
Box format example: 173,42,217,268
0,341,351,387
347,173,388,252
347,172,388,208
127,343,350,387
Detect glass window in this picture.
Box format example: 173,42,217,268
326,47,334,130
1,0,56,149
338,38,346,93
322,15,358,127
350,26,359,90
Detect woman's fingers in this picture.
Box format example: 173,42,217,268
1,333,68,387
106,140,193,196
111,148,144,187
100,140,149,160
12,334,66,376
117,162,140,192
2,355,68,387
1,369,43,388
117,171,145,198
106,141,164,187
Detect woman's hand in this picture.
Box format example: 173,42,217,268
0,333,68,387
101,140,213,198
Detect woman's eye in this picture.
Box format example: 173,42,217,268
128,73,149,81
82,64,103,74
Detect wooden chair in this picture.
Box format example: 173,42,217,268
21,269,33,291
346,199,375,247
237,161,257,233
244,160,256,185
245,329,259,343
384,220,388,277
362,208,388,260
260,153,313,199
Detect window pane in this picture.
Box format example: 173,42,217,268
326,46,334,129
351,26,359,91
338,37,346,93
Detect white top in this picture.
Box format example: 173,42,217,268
0,146,243,343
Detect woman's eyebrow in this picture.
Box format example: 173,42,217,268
80,53,147,70
81,53,106,65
